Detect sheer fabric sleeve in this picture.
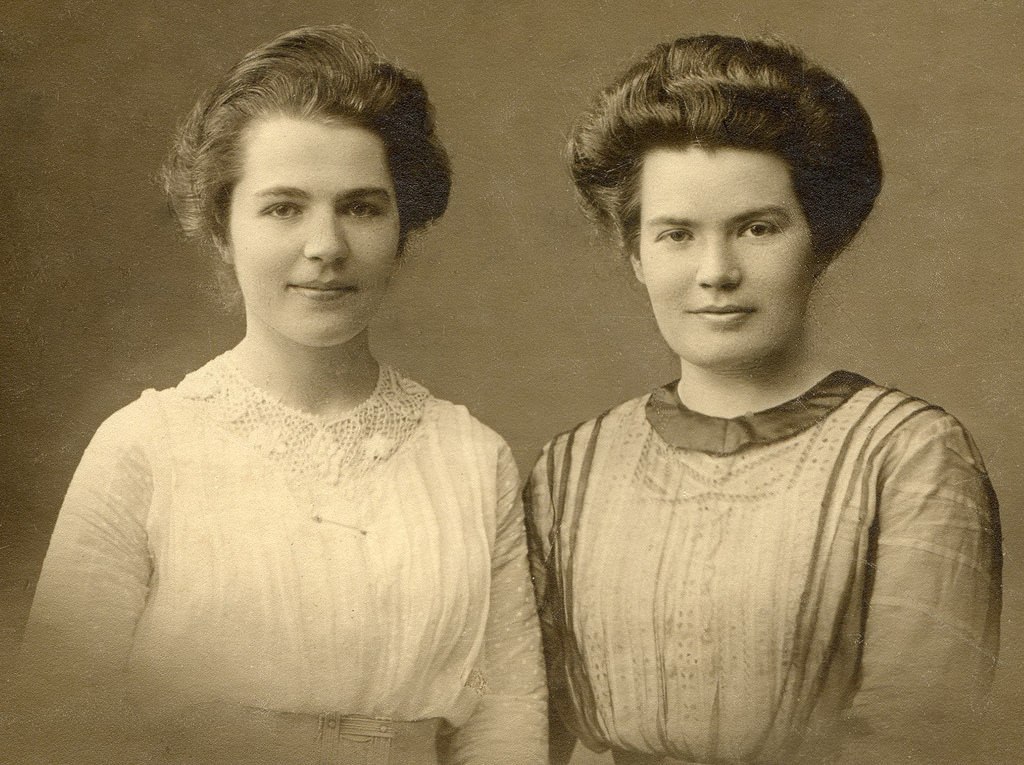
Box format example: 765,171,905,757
21,402,154,681
837,409,1002,762
445,444,548,765
10,402,155,762
524,440,579,765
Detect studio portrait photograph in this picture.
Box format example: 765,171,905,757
0,1,1021,763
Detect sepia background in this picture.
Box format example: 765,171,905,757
1,1,1021,762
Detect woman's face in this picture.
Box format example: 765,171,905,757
633,146,819,378
225,115,400,352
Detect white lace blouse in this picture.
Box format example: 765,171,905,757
24,352,546,762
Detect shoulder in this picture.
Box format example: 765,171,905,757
536,392,648,467
64,388,182,502
393,370,515,470
848,381,997,532
87,388,174,454
424,397,510,454
850,380,988,473
85,357,235,462
406,384,522,505
526,392,649,498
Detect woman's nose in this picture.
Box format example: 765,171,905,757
695,239,741,289
303,213,348,262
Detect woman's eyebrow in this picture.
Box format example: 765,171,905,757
252,186,394,201
728,205,792,225
337,187,393,201
254,186,311,199
644,215,698,228
644,206,792,228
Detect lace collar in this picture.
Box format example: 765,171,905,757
176,351,430,485
645,371,872,456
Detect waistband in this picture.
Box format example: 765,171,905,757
612,751,709,765
160,704,441,764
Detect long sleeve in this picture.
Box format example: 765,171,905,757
445,445,548,765
9,403,155,764
524,439,580,765
22,403,154,680
836,409,1002,762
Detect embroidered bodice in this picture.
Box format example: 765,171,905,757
24,353,547,764
177,354,431,489
527,375,1000,763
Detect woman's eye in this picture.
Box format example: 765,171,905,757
742,221,778,237
263,203,301,219
659,229,693,243
344,201,381,218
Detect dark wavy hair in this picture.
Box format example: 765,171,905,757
568,35,882,264
163,25,451,256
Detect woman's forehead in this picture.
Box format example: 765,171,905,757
233,116,392,194
639,147,799,217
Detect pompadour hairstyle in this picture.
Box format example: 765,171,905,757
568,35,882,263
163,25,451,255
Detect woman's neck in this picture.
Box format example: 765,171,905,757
676,351,833,419
231,330,380,420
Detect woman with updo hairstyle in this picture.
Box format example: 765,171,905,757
525,35,1001,764
18,26,545,764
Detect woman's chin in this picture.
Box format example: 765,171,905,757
671,341,813,382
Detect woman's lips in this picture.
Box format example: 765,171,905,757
289,283,358,300
687,306,755,325
688,305,755,314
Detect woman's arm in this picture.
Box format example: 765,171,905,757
22,404,155,677
11,403,155,762
838,409,1002,762
444,444,548,765
523,443,580,765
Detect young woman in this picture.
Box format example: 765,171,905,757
18,26,545,765
525,36,1001,764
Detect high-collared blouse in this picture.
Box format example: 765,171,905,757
24,351,547,764
526,373,1001,763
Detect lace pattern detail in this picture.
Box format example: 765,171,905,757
638,422,814,500
175,352,430,486
633,388,873,503
465,668,489,697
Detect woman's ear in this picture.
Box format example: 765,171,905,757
214,236,233,264
629,251,646,285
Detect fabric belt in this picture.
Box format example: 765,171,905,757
612,750,709,765
315,712,437,764
159,703,441,764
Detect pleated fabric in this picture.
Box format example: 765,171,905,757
23,352,546,764
526,375,1000,763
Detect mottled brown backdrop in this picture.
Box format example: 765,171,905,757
1,1,1021,762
